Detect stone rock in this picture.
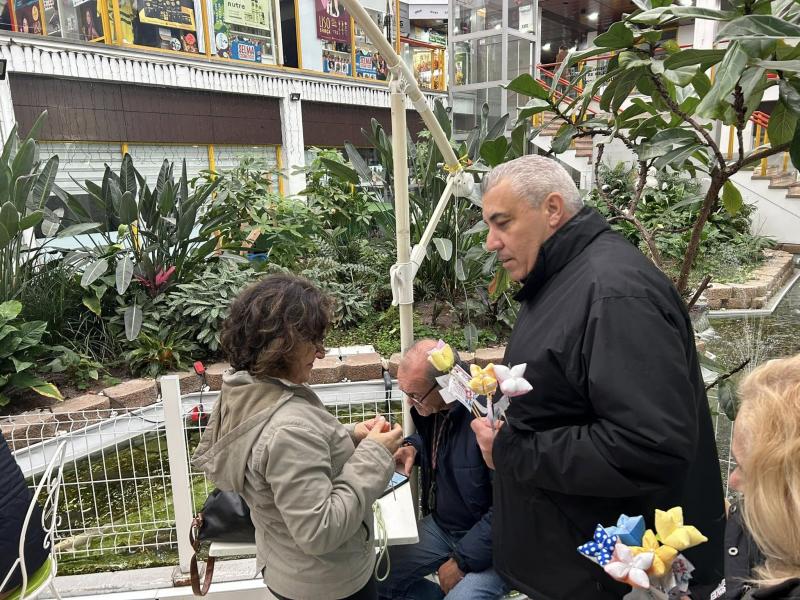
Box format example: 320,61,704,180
458,351,475,366
343,353,383,381
704,285,731,301
0,412,58,450
474,346,506,367
387,353,402,378
695,339,707,353
729,285,756,301
707,299,722,310
309,356,344,385
51,394,110,429
751,296,767,309
726,297,748,310
159,371,205,395
205,363,231,391
104,378,158,409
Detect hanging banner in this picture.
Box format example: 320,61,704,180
223,0,271,32
139,0,196,31
316,0,349,43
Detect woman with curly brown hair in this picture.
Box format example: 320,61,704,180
193,273,403,600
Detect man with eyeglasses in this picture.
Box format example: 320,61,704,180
376,339,507,600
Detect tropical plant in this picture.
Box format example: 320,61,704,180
126,327,199,378
45,346,107,391
497,0,800,298
146,261,259,355
0,112,60,305
0,300,61,406
56,155,239,340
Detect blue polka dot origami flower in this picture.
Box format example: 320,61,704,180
577,525,618,566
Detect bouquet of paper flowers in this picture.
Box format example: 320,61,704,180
426,340,531,425
576,507,708,599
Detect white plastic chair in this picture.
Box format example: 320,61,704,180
1,440,67,600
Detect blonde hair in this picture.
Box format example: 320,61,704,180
737,353,800,586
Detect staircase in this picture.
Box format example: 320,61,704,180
752,166,800,199
531,111,594,187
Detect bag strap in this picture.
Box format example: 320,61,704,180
189,514,216,596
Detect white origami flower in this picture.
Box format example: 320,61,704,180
493,363,532,397
603,543,653,589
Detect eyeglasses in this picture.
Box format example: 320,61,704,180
402,382,439,407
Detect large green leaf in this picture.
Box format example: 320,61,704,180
0,223,10,250
663,49,727,70
504,74,549,100
81,258,109,288
23,110,48,143
790,126,800,171
695,42,749,119
717,379,739,421
57,222,102,237
650,128,697,145
124,303,143,341
10,139,35,180
320,158,359,184
551,125,577,154
432,237,453,261
463,323,479,352
119,191,138,225
18,210,44,231
717,15,800,40
593,22,634,49
779,80,800,116
0,202,19,237
28,155,58,210
0,300,22,321
116,255,134,294
82,293,101,316
768,102,798,147
120,154,137,197
345,142,373,183
721,180,743,215
479,136,509,167
654,143,702,170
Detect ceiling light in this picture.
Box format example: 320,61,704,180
678,0,693,4
494,23,502,29
542,42,551,51
587,11,598,20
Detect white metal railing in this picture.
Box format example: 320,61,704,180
3,380,736,572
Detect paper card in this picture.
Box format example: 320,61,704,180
435,374,451,389
439,388,458,404
445,364,477,411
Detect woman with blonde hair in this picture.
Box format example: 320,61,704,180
726,353,800,600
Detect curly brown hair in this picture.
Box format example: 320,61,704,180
220,273,332,379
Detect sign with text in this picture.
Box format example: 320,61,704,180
139,0,196,30
316,0,349,43
224,0,271,32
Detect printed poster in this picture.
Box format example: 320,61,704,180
14,0,44,34
322,48,352,76
139,0,195,31
316,0,349,43
223,0,270,32
41,0,61,35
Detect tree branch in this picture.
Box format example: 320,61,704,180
650,74,728,173
705,358,751,392
727,141,792,177
687,274,712,311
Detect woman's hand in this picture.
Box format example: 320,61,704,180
354,416,389,442
366,417,404,454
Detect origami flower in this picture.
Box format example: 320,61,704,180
655,507,707,551
605,514,645,546
604,543,653,589
493,363,533,397
577,525,617,566
631,529,678,577
428,340,455,373
468,364,497,396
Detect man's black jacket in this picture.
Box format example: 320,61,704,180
406,400,494,573
492,206,726,599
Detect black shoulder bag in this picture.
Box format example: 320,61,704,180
189,489,256,596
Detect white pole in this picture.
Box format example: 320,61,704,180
390,80,414,438
162,376,194,574
337,0,460,171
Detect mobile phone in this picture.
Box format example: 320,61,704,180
379,471,409,499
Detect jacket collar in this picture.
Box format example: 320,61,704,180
514,205,609,302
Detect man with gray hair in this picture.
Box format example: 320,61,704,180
470,155,725,599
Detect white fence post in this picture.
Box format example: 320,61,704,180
162,375,194,574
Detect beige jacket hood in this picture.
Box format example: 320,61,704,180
192,370,394,600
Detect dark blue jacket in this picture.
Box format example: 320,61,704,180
406,400,493,573
0,431,48,593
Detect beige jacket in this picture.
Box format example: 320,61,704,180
191,370,394,600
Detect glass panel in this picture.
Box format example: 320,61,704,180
402,43,446,91
207,0,277,63
452,87,502,134
452,0,502,35
507,35,534,80
508,0,535,34
452,36,502,86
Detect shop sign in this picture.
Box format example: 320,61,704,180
316,0,350,43
518,4,533,33
224,0,271,32
429,31,446,46
230,38,261,61
398,1,409,36
139,0,196,31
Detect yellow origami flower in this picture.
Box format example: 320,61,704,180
469,364,497,396
631,529,678,577
655,507,707,551
428,341,455,373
